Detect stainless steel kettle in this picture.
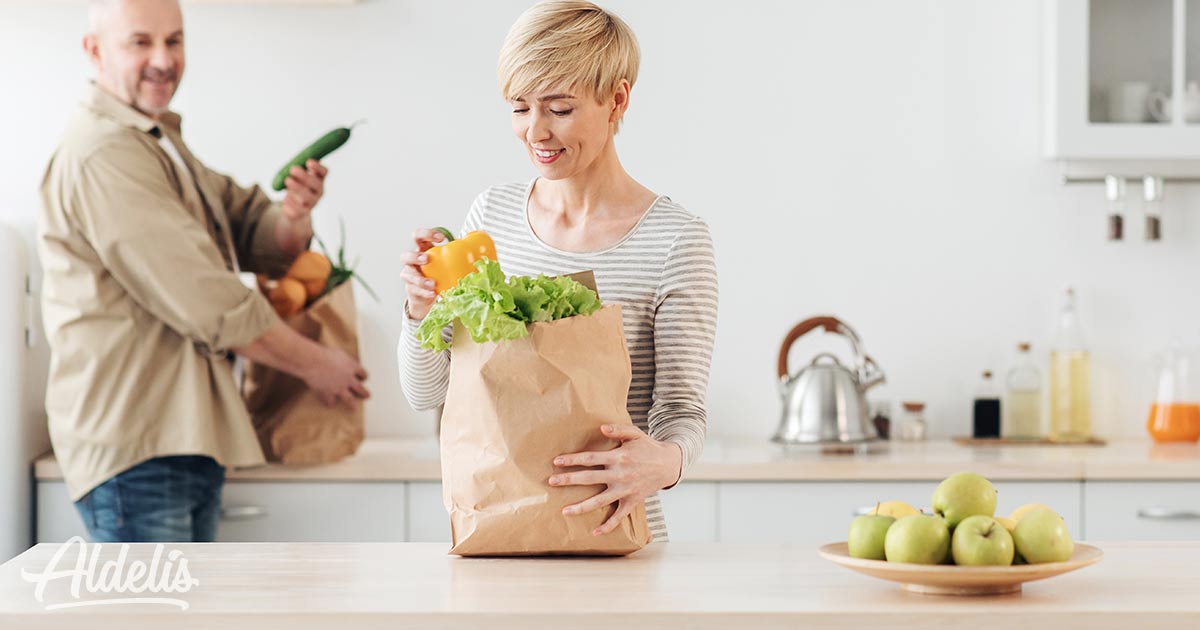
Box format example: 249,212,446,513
773,316,886,444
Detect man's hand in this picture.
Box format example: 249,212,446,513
275,159,326,257
302,345,369,409
282,159,327,221
235,319,369,409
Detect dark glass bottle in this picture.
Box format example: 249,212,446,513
973,370,1002,439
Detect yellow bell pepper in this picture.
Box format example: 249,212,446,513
420,227,498,295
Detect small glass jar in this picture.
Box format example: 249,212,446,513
1147,348,1200,443
895,402,927,441
869,399,893,440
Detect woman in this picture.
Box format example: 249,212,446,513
398,0,717,542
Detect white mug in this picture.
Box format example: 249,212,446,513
1149,83,1200,123
1148,90,1171,123
1107,82,1152,123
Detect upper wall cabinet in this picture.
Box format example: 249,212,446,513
1045,0,1200,160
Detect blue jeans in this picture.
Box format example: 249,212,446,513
74,455,226,542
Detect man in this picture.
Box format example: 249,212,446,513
38,0,370,543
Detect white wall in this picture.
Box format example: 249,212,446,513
1,0,1197,442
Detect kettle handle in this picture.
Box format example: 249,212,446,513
776,316,846,379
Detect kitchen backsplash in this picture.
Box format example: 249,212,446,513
1,0,1197,441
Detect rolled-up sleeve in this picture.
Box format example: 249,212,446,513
206,167,296,278
70,141,276,354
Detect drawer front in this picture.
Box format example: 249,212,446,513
406,481,450,542
218,481,405,542
994,481,1084,539
658,482,718,542
719,482,927,544
1084,481,1200,541
718,481,1082,545
36,482,89,543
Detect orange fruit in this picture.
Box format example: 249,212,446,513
268,277,307,318
286,251,332,300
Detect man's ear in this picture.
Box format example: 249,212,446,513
82,33,101,67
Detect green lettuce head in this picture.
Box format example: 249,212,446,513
416,259,602,351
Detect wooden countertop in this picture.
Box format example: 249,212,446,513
32,437,1200,483
0,541,1196,629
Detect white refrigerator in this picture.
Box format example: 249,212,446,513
0,222,49,562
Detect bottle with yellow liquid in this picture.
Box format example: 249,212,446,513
1004,343,1042,439
1049,288,1092,442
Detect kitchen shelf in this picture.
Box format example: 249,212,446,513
52,1,361,4
184,1,360,4
1045,0,1200,160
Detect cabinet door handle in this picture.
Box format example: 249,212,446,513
220,505,268,521
1137,507,1200,520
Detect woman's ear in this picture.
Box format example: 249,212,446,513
609,79,632,124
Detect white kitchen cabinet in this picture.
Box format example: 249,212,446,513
37,480,406,543
1083,481,1200,540
717,481,1083,544
659,482,719,542
218,481,405,542
719,482,930,545
406,481,450,543
41,476,1200,545
1044,0,1200,159
993,481,1084,538
35,482,88,543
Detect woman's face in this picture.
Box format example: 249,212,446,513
509,83,626,180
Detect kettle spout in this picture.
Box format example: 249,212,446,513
860,355,886,391
862,371,887,391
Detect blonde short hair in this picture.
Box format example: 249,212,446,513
498,1,640,107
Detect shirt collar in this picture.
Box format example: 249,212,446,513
82,81,183,138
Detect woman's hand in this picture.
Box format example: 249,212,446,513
549,424,683,536
399,227,448,320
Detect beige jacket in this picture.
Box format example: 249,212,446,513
39,83,294,501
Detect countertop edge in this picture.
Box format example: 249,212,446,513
31,437,1200,483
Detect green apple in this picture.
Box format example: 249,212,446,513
931,472,997,529
941,538,955,564
1012,508,1074,563
1010,503,1055,523
884,514,950,565
870,501,921,519
848,515,895,560
951,515,1015,566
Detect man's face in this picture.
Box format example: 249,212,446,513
85,0,185,117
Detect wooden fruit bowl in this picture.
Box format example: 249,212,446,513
818,542,1103,595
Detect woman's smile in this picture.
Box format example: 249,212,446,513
532,147,565,163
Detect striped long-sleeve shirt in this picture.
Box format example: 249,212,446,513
397,179,718,541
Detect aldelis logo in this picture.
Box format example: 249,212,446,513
20,537,200,610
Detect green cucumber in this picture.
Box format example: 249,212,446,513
271,121,361,191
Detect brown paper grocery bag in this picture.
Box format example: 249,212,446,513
242,281,364,465
441,302,652,556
